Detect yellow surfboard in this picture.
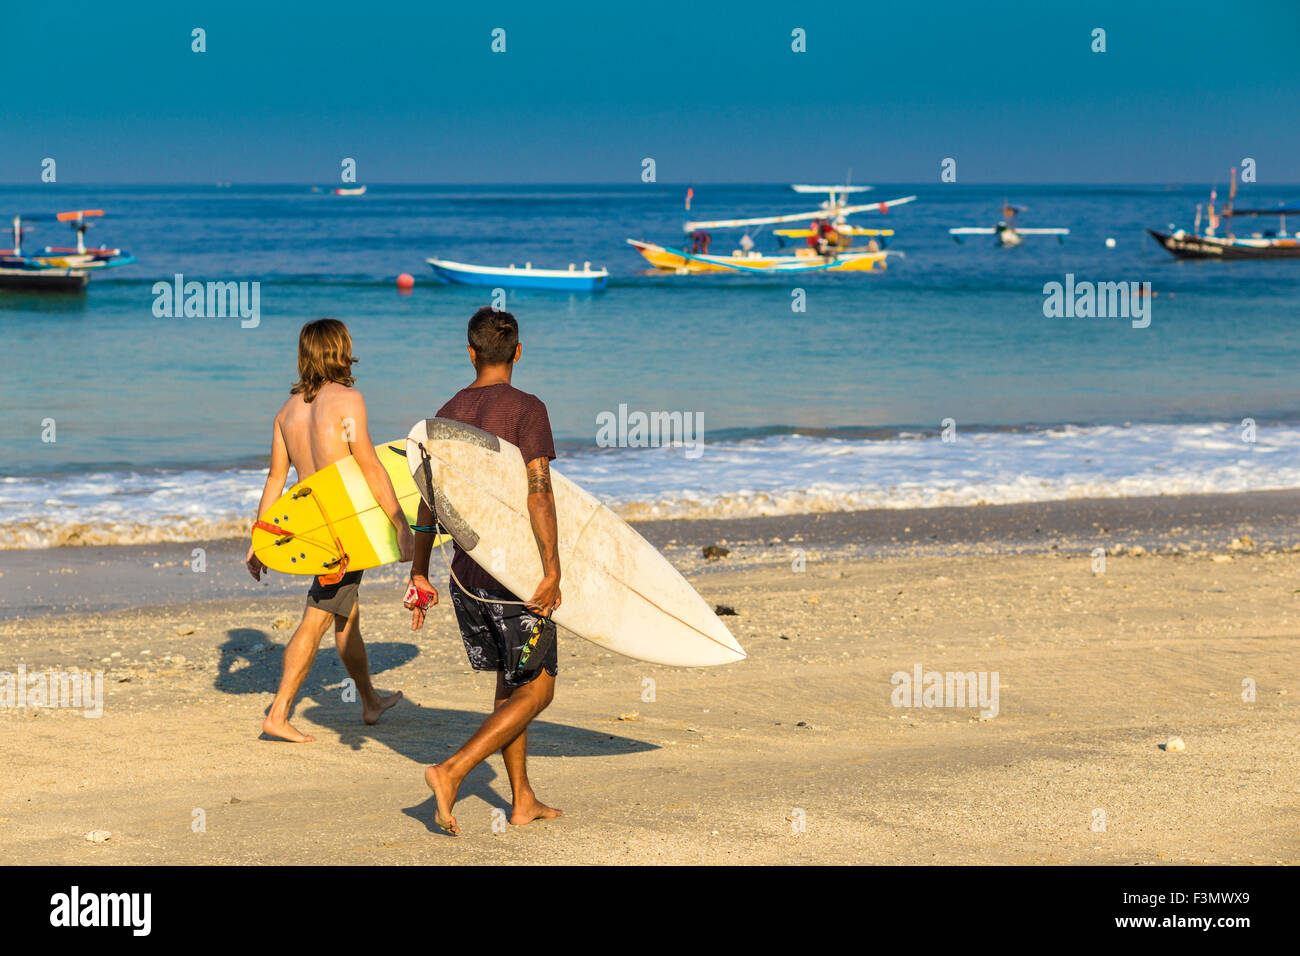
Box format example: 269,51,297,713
251,440,449,578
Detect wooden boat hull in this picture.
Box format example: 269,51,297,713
1148,229,1300,260
627,240,887,274
427,257,608,291
0,266,90,291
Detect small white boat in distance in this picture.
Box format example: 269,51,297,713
333,185,366,196
950,203,1068,247
791,184,873,193
427,257,608,291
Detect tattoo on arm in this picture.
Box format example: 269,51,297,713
526,458,552,495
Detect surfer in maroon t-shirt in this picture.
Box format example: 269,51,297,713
406,307,563,835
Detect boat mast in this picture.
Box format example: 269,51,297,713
1225,168,1238,237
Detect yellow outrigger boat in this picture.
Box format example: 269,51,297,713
626,239,889,274
629,187,913,274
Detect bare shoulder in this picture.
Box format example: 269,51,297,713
319,381,364,411
274,394,302,424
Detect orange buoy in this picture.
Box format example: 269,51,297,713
396,273,414,293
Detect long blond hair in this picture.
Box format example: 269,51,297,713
291,319,357,402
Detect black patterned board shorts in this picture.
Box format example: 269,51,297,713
449,581,558,688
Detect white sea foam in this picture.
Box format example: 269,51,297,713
2,422,1299,549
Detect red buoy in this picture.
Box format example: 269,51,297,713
396,273,414,293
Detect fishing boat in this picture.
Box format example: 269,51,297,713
333,185,367,196
1148,169,1300,260
626,240,887,274
628,186,915,274
949,204,1068,247
0,211,135,291
426,257,608,291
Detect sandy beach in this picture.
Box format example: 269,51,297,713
3,491,1298,865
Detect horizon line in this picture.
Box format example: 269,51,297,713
3,180,1296,188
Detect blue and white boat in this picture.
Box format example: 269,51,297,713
0,210,136,292
426,257,608,291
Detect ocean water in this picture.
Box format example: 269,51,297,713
2,183,1299,548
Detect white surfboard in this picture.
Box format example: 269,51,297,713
404,418,746,667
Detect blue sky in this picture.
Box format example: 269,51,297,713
4,0,1298,183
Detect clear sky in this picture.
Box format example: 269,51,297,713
4,0,1298,184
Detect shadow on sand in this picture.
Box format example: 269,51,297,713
215,627,658,834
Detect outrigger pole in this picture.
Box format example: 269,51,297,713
683,194,917,233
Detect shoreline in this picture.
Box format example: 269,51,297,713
3,488,1298,621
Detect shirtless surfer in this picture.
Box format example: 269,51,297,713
246,318,412,742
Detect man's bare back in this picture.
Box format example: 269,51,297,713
275,381,360,481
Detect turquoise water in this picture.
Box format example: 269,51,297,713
2,183,1299,546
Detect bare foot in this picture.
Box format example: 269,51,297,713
424,764,460,835
262,716,315,743
363,689,403,725
510,795,563,826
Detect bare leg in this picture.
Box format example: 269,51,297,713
332,602,402,724
263,607,333,742
494,674,563,826
425,670,557,834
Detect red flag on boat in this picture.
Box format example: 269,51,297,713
685,188,693,212
878,202,888,214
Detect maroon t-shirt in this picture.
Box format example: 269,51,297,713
436,383,556,591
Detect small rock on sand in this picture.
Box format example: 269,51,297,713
618,712,639,721
702,545,730,560
714,605,737,616
1164,736,1186,753
84,830,112,843
175,625,196,636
